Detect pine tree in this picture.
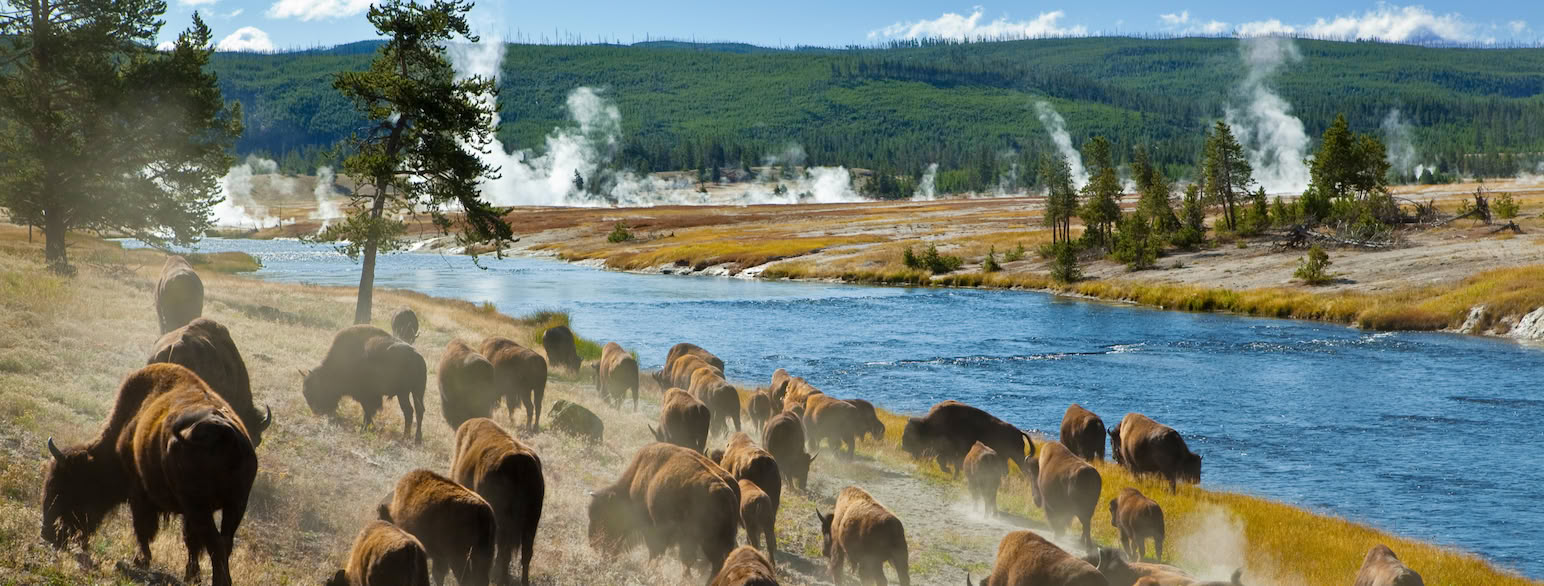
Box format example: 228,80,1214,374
1039,154,1077,244
1201,121,1253,232
1078,136,1122,248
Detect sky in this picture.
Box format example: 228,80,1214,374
165,0,1544,52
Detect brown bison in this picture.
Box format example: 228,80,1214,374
847,398,886,441
661,354,720,390
1354,545,1424,586
378,469,497,586
1027,441,1102,550
480,337,548,429
720,432,783,509
326,520,431,586
667,342,726,377
1061,404,1106,462
1109,414,1201,492
588,443,741,580
964,441,1007,517
303,325,428,442
453,418,545,586
780,377,822,413
42,364,258,586
817,486,909,586
391,307,420,344
597,341,641,411
1109,488,1164,562
968,530,1107,586
549,399,605,442
155,255,203,334
761,412,816,490
653,388,712,453
1088,548,1243,586
149,317,271,447
439,339,500,431
736,479,777,566
746,390,775,433
805,394,860,459
769,369,792,402
710,544,778,586
691,371,742,435
900,401,1035,479
540,325,581,372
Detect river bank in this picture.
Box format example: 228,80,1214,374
0,227,1537,584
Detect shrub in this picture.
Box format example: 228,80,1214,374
1494,193,1519,220
607,221,634,243
1294,244,1334,285
1112,212,1159,271
1004,242,1026,262
982,246,1002,273
902,245,920,269
1049,242,1082,283
918,243,962,273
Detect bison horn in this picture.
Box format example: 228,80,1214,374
965,572,974,586
46,437,63,460
260,405,273,430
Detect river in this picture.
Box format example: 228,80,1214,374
143,238,1542,577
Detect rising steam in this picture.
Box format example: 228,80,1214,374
210,156,281,228
1034,101,1089,189
1380,109,1432,180
913,163,939,200
1225,37,1310,194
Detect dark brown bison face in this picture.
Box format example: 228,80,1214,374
786,452,816,491
301,368,340,415
1108,499,1120,528
867,419,886,441
708,449,725,464
587,489,630,551
40,440,122,549
815,511,834,557
1107,427,1124,464
899,419,927,458
1180,453,1202,484
325,570,349,586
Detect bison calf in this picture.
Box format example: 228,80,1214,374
1354,544,1424,586
737,479,777,565
453,418,545,586
710,545,777,586
964,441,1006,517
805,394,860,459
847,398,886,441
746,390,774,433
969,530,1105,586
327,520,431,586
481,337,548,430
818,486,909,586
1027,441,1102,551
1061,403,1106,462
597,341,641,411
379,469,496,586
761,412,816,491
588,443,740,580
1109,488,1164,562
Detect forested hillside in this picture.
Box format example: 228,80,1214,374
215,36,1544,191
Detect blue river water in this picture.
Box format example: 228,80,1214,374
142,238,1543,577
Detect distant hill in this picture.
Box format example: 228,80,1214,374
213,36,1544,190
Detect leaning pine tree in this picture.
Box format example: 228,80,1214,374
326,0,513,324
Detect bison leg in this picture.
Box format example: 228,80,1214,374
1153,534,1165,562
891,550,911,586
397,392,416,442
183,512,230,586
764,526,776,566
857,560,885,586
359,394,383,430
496,523,518,586
531,381,544,431
128,495,159,568
431,557,450,586
1080,513,1094,552
827,546,847,586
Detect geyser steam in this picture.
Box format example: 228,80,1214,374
1034,101,1089,189
1225,37,1310,194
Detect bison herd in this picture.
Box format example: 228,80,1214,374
35,256,1430,586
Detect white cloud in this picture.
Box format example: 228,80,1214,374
1237,4,1485,43
1159,9,1230,35
1160,11,1190,26
1238,18,1295,37
267,0,374,21
1199,20,1229,34
870,7,1088,41
179,0,218,5
217,27,275,52
1510,20,1529,34
156,40,177,52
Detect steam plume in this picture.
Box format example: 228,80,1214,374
1225,37,1310,194
210,155,280,228
1034,101,1088,189
914,163,939,200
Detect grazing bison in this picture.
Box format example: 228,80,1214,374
549,400,605,442
719,432,782,509
1109,488,1164,562
968,530,1107,586
736,479,777,565
597,342,641,411
149,317,271,447
804,394,860,459
439,339,500,431
1060,404,1106,462
900,401,1034,479
453,418,545,586
710,545,778,586
540,325,581,372
1027,441,1102,550
964,441,1007,517
847,399,886,441
481,337,548,429
761,412,816,490
666,342,726,378
155,255,203,334
326,520,431,586
691,372,742,435
42,364,258,586
391,307,420,344
817,486,909,586
653,388,711,453
1109,414,1201,492
303,325,428,442
588,443,740,580
769,369,792,403
378,469,496,586
1354,544,1424,586
746,390,774,433
1088,548,1243,586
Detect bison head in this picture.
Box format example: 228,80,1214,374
301,368,341,415
1180,452,1202,485
1107,426,1124,465
815,511,835,557
785,451,816,491
325,570,350,586
708,449,725,464
40,439,126,550
586,488,631,552
899,418,927,458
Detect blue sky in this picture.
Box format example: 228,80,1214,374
166,0,1543,52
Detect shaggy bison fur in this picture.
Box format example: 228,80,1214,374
1027,441,1103,551
817,486,909,586
453,418,545,586
378,469,497,586
149,317,270,447
540,325,581,372
155,255,203,334
588,443,740,581
900,401,1034,480
1108,413,1201,492
326,520,431,586
303,325,427,442
480,337,548,430
439,339,500,431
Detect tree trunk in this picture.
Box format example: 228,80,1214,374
352,186,388,325
43,206,68,272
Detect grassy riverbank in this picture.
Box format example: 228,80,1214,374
0,230,1535,584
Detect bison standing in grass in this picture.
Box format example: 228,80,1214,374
710,545,778,586
1354,545,1424,586
1109,488,1164,562
661,354,719,390
439,339,500,431
969,531,1106,586
653,388,712,453
805,394,861,459
453,418,545,586
735,479,777,566
155,255,203,334
761,411,816,491
303,325,427,442
847,398,886,441
718,433,781,563
1027,441,1103,551
42,364,258,586
817,486,910,586
149,317,271,447
900,400,1035,480
540,325,581,373
1060,404,1106,462
326,520,431,586
692,371,742,435
588,443,741,581
964,441,1006,517
481,337,548,430
597,341,641,411
391,307,420,344
379,469,497,586
1109,413,1202,492
745,390,774,433
667,342,725,378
